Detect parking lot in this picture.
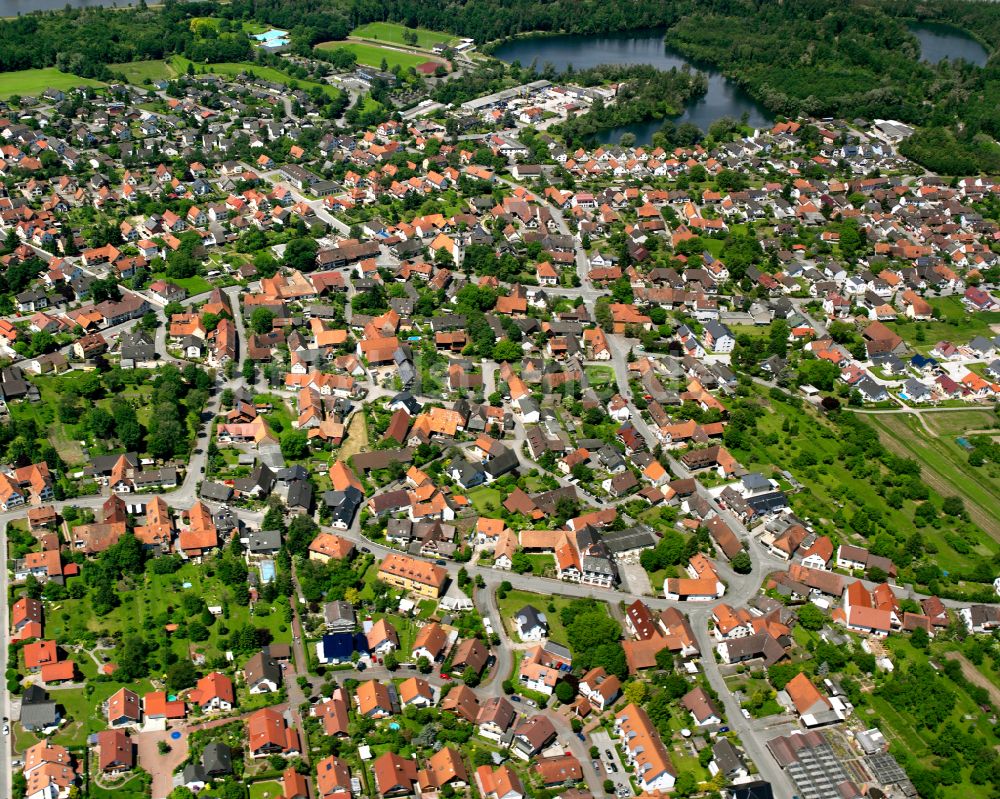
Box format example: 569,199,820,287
617,562,653,597
591,730,631,796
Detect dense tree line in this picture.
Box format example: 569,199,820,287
354,0,686,44
0,0,246,77
662,0,1000,172
556,64,708,146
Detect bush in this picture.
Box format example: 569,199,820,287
730,551,752,574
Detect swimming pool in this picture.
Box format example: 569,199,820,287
260,559,276,584
253,29,290,47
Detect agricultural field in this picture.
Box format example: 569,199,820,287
862,635,1000,799
350,21,458,49
168,56,341,99
0,68,104,99
108,59,177,84
867,410,1000,542
315,41,435,71
727,386,1000,580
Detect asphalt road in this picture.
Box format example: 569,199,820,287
1,226,993,798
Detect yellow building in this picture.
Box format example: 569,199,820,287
378,553,448,598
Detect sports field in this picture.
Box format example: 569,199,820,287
316,41,436,71
109,60,177,84
0,68,104,98
351,21,458,49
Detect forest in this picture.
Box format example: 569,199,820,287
554,64,708,148
661,0,1000,173
0,0,998,171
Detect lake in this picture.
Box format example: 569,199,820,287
908,21,989,67
1,0,140,16
492,29,772,144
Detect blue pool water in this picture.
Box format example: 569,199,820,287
253,29,290,47
260,559,276,583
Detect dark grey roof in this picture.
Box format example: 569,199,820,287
22,685,48,705
323,485,363,526
712,738,744,775
483,448,519,478
286,479,313,509
515,605,547,632
729,782,774,799
451,459,485,487
200,481,234,502
235,462,276,495
89,452,140,475
247,529,282,553
202,742,233,776
390,390,422,415
183,764,208,786
324,600,356,627
19,700,58,730
601,526,657,554
276,465,309,482
119,329,155,360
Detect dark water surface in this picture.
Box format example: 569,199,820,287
493,29,772,144
908,21,989,66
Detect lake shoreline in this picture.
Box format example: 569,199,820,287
492,29,772,143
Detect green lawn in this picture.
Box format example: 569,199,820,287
169,56,341,99
467,485,505,515
254,393,293,437
371,612,420,657
886,296,1000,352
351,22,458,49
151,271,213,296
9,373,157,466
45,559,292,667
248,780,284,799
0,68,105,98
315,41,435,71
495,589,609,646
87,774,150,799
108,60,177,84
585,365,615,387
524,553,555,576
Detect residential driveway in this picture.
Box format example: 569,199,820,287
618,562,653,597
591,730,631,796
135,725,189,799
